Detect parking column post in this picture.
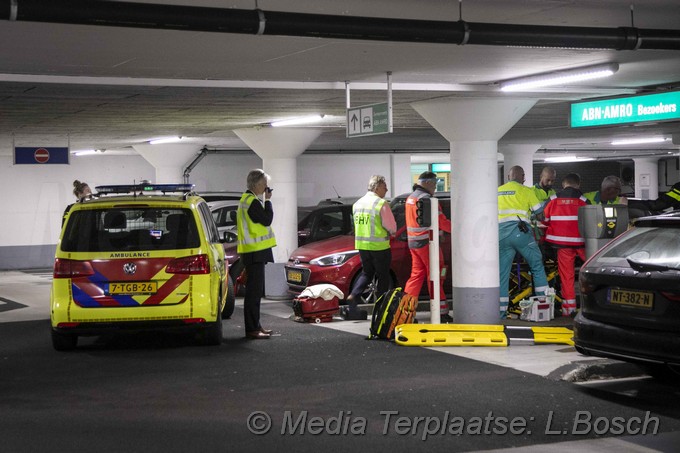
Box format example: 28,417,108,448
429,197,441,324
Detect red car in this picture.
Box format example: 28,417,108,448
285,193,452,302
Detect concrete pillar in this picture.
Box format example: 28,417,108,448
500,144,541,186
233,127,322,264
633,157,660,200
132,144,200,183
390,154,413,197
412,97,536,324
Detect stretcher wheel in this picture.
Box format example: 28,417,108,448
314,317,322,324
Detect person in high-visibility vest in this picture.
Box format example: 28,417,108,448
404,171,453,323
647,181,680,212
498,165,549,319
237,169,277,339
542,173,589,316
532,166,557,205
344,175,396,320
583,175,628,205
530,166,556,247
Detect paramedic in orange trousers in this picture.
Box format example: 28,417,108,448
541,173,589,316
404,172,453,323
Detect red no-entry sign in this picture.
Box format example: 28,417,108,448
34,148,50,163
14,147,70,165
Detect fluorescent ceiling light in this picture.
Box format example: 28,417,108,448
72,150,97,156
271,114,324,127
500,63,619,92
149,136,184,145
611,137,669,146
544,156,595,163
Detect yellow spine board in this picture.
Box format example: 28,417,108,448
394,324,574,347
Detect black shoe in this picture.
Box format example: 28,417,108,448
343,307,367,321
440,314,454,323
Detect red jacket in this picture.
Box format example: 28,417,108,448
543,187,589,248
405,187,451,249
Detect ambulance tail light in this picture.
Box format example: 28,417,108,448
166,254,210,274
53,259,95,279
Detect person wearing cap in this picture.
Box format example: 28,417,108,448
584,175,628,205
404,171,453,323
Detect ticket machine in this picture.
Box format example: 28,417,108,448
577,204,629,259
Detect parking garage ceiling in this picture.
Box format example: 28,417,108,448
1,0,680,161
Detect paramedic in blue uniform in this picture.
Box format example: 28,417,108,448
237,169,277,340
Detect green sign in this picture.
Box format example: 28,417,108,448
347,103,390,137
431,163,451,172
571,91,680,128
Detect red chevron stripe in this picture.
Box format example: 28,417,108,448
142,273,189,305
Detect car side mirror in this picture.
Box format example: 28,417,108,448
222,231,237,244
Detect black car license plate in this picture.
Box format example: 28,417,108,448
608,288,654,309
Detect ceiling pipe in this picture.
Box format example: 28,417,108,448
4,0,680,50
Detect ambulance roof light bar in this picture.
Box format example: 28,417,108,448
96,183,195,195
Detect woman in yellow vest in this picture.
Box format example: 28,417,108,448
237,169,277,339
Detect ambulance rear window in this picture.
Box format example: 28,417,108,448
61,208,200,252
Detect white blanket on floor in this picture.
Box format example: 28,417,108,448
299,284,344,301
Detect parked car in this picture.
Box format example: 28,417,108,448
51,183,234,350
209,199,239,240
197,191,242,203
316,196,360,206
297,203,354,246
573,212,680,377
284,193,452,302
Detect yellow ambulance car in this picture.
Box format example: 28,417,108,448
51,183,233,350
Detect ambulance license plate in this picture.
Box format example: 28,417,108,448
108,282,158,295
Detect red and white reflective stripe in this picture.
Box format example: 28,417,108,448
545,234,584,244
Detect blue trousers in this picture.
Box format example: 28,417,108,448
499,223,548,317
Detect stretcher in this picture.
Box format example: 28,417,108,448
394,324,574,347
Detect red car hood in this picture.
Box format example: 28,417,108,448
289,235,356,262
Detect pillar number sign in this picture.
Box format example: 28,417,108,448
571,91,680,128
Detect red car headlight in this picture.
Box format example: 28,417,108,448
310,251,359,267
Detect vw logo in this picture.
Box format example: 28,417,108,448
123,262,137,275
293,259,300,265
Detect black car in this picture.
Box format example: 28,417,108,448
574,212,680,376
